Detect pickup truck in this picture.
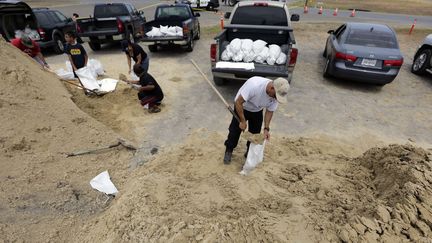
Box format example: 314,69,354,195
210,1,299,85
411,34,432,76
76,3,146,51
140,4,200,52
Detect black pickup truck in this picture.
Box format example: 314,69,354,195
210,1,299,85
76,3,146,51
140,4,200,52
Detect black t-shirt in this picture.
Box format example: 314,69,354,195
125,43,148,63
138,73,163,99
65,43,87,69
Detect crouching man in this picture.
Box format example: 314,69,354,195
124,64,164,113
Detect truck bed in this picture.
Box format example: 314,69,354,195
141,19,186,42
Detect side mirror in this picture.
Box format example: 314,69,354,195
327,30,334,34
290,14,299,22
224,12,231,19
195,13,200,17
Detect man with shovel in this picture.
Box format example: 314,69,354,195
223,77,290,164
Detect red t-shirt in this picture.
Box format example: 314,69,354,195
11,38,41,57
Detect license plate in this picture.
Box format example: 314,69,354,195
361,58,377,66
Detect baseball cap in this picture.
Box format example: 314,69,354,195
273,77,290,104
21,34,34,48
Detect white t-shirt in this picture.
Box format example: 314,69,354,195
235,76,278,112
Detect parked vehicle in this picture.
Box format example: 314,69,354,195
140,4,200,52
76,3,146,51
323,22,403,85
32,8,76,54
0,1,39,41
175,0,220,11
210,1,300,85
411,34,432,75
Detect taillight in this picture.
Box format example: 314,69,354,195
182,24,189,36
37,28,46,39
383,59,403,67
254,2,268,6
210,44,217,61
76,25,82,33
117,18,124,33
289,48,298,66
335,52,357,62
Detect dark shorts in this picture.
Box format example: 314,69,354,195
139,94,163,107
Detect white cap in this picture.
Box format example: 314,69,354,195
273,77,290,104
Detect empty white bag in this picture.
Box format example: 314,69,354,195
90,171,118,195
240,141,266,176
55,68,74,80
75,66,100,91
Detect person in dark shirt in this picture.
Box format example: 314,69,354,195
124,64,164,113
64,31,88,71
121,40,149,76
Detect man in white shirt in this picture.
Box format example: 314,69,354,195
224,76,290,164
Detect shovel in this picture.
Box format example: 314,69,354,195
190,59,265,144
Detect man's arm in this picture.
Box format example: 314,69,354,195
37,52,49,68
235,95,247,131
126,54,132,73
263,109,274,140
138,84,155,92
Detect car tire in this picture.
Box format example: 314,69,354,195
53,34,65,54
323,57,331,78
411,49,431,75
186,35,194,52
148,45,158,52
127,30,136,43
213,76,225,86
194,25,200,40
89,41,101,51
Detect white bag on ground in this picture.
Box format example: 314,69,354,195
255,47,269,64
240,141,266,175
88,59,105,76
55,68,74,80
75,66,100,91
267,44,282,65
97,78,119,92
252,39,267,53
276,52,287,65
241,39,253,53
90,171,118,195
230,38,242,53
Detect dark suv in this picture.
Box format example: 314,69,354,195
33,8,76,54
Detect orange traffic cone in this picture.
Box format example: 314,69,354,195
304,5,308,13
318,6,323,14
220,15,224,29
350,9,356,17
333,8,338,16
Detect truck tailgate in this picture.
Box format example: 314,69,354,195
141,35,185,42
212,63,289,78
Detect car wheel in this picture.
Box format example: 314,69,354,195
128,31,136,43
194,26,200,40
89,41,101,51
323,57,331,78
213,76,225,86
186,35,194,52
53,34,65,54
148,45,158,52
411,49,431,75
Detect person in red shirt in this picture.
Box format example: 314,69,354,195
11,34,49,69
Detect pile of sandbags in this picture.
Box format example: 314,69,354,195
146,25,183,37
221,38,288,65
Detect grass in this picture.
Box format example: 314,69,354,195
291,0,432,16
202,25,223,37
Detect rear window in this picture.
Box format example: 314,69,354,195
231,6,288,26
345,29,398,48
156,7,190,20
94,5,128,18
34,12,50,26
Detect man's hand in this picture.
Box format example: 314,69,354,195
239,121,247,131
264,129,270,141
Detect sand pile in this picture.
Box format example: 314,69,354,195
0,37,133,241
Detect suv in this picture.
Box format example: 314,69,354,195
411,34,432,76
32,8,76,54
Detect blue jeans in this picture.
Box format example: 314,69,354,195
140,56,149,74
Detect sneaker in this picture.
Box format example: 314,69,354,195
224,150,232,164
148,106,161,113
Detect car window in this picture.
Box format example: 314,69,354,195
54,11,67,22
333,24,345,37
94,5,129,18
345,28,398,48
231,6,288,26
34,12,51,26
126,4,134,15
48,11,61,23
336,26,346,40
156,7,190,20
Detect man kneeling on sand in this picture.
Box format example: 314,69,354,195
124,64,164,113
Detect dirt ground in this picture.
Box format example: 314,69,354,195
1,19,432,243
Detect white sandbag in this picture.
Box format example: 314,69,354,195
232,51,244,62
146,27,162,37
254,47,269,64
240,141,266,176
230,38,242,53
75,66,100,91
175,26,183,36
159,25,169,35
221,49,234,61
241,39,253,53
276,52,287,65
65,61,73,73
252,39,267,53
88,59,105,76
97,78,118,92
243,50,256,63
55,68,74,80
267,44,282,65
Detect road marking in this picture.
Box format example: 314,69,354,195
138,3,160,10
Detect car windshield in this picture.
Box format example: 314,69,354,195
156,7,189,20
231,6,288,26
345,28,398,48
94,5,128,18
